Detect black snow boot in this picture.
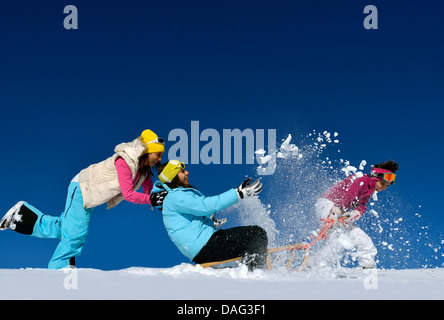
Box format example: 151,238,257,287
0,201,38,235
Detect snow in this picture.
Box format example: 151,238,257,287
231,197,278,244
1,266,444,300
256,134,300,175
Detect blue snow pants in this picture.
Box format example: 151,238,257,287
27,182,93,269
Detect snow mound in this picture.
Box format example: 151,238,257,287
1,266,444,300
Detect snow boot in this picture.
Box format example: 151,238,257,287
0,201,38,235
0,201,25,230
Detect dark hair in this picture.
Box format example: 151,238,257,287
373,159,399,173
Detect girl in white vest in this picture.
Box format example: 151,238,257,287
0,129,165,269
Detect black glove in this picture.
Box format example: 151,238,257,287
150,190,168,208
236,177,262,200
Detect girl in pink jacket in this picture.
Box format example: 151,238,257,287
313,160,399,269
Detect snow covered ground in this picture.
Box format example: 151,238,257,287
1,264,443,300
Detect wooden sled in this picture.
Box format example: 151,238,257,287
197,218,343,271
198,242,311,272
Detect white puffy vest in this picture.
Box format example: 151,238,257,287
79,137,148,209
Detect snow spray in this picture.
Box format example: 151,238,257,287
234,130,443,269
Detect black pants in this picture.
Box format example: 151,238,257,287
193,226,268,271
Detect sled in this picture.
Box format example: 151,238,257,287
266,243,311,271
198,257,242,269
198,217,346,271
198,242,311,272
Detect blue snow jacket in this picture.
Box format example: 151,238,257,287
151,181,239,260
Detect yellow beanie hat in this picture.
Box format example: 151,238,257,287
140,129,165,154
159,160,185,183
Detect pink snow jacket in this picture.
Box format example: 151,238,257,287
321,174,377,216
115,157,153,205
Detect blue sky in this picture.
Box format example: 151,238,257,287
0,0,443,270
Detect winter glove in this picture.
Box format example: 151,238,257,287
210,214,227,229
342,210,362,225
328,206,343,228
236,178,262,200
149,190,168,208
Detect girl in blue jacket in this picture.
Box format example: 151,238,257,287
151,160,268,271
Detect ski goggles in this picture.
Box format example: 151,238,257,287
371,170,396,184
159,160,185,183
167,160,185,171
381,172,396,184
145,137,165,145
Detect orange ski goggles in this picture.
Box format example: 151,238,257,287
381,172,396,184
370,169,396,185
